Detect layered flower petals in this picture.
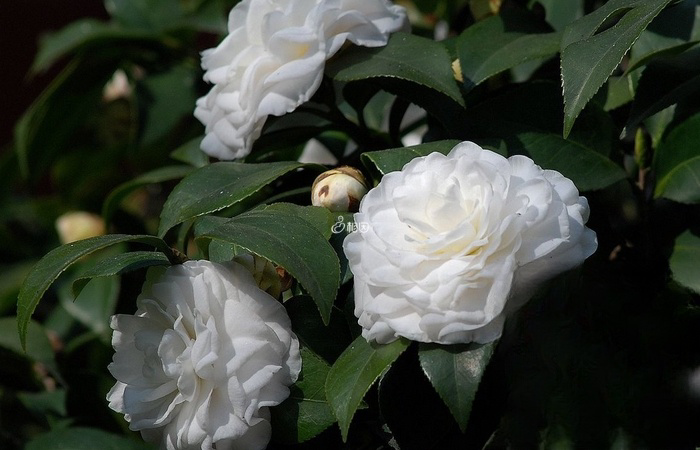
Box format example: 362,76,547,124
343,141,598,345
194,0,407,160
107,260,301,450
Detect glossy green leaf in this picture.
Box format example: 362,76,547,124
0,261,35,316
670,230,700,294
325,336,409,441
560,0,673,137
158,161,307,236
271,347,337,444
628,0,700,70
105,0,185,32
17,389,67,419
418,341,497,432
328,213,356,286
514,132,626,191
15,59,115,179
17,234,173,349
31,19,158,74
103,165,193,221
0,318,57,376
536,0,585,31
199,209,340,324
361,140,461,176
624,47,700,137
26,427,155,450
604,74,637,111
171,0,228,34
71,251,170,297
169,136,209,168
653,113,700,203
261,203,335,240
327,32,465,107
140,65,198,146
467,82,626,191
60,276,120,337
457,12,560,91
286,296,352,363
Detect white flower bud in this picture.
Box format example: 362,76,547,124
102,69,132,102
55,211,106,244
311,166,369,212
234,253,291,298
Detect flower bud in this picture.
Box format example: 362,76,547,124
55,211,106,244
452,59,463,83
234,254,287,298
102,69,133,102
311,166,369,212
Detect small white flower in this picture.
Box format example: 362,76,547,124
343,141,598,345
194,0,407,160
107,260,301,450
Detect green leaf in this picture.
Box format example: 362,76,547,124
271,347,337,444
15,59,115,180
535,0,585,31
261,203,335,240
327,32,465,107
17,389,67,419
457,11,560,91
286,296,352,363
158,161,308,236
169,136,209,167
199,209,340,324
139,65,198,146
604,74,637,111
328,213,356,286
0,261,35,316
361,140,461,176
467,82,626,191
60,276,120,337
560,0,674,137
105,0,184,32
653,112,700,203
624,47,700,137
325,336,409,441
418,341,497,432
628,0,700,70
26,427,155,450
31,19,158,74
17,234,173,349
103,165,193,221
0,318,57,376
175,0,228,34
513,132,626,191
72,251,171,297
670,230,700,294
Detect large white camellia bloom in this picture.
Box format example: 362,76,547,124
194,0,407,160
107,260,301,450
343,141,598,345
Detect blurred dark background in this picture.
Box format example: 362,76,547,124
1,1,109,147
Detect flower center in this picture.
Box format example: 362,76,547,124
396,174,488,257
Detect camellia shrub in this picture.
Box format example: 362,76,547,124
3,0,699,448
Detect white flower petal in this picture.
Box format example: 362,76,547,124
195,0,408,160
107,260,300,449
344,141,597,344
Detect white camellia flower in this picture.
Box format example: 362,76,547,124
107,260,301,450
343,141,598,345
194,0,407,160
